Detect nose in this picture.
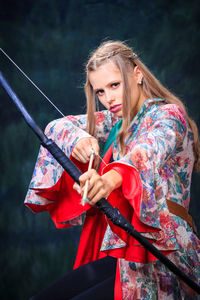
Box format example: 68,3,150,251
104,90,114,104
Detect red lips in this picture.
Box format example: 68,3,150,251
110,104,122,113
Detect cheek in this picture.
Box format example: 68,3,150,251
131,85,140,103
117,85,124,102
98,97,109,109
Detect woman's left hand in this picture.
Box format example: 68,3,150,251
73,169,122,205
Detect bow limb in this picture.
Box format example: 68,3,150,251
0,72,199,295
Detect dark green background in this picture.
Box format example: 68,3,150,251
0,0,199,299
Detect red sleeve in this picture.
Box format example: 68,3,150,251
101,161,142,212
28,157,91,229
101,162,170,263
102,161,160,232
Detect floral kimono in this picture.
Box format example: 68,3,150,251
25,98,200,299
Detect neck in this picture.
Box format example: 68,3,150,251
131,92,147,119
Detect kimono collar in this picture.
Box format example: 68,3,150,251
104,98,166,156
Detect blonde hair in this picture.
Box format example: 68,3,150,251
84,40,200,171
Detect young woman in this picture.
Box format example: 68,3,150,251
26,41,200,299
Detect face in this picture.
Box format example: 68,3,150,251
89,60,145,118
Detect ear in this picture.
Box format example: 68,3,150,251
133,66,143,84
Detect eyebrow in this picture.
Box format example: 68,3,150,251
93,87,103,93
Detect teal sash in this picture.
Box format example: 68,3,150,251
102,98,165,157
102,119,122,156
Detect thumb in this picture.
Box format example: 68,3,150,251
90,138,100,156
90,139,100,169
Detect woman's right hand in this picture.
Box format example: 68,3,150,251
71,137,100,169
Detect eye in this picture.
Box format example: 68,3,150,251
96,89,104,96
111,82,120,88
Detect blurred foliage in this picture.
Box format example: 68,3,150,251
0,0,199,299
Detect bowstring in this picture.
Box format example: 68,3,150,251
0,48,108,165
97,153,108,167
0,48,65,117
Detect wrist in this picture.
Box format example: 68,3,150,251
102,169,122,191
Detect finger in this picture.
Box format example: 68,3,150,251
79,169,97,183
79,173,91,188
73,183,81,194
90,139,100,156
79,170,98,196
77,139,95,159
86,174,103,198
87,181,103,200
89,189,106,205
80,146,92,160
90,139,100,169
93,155,100,169
72,138,94,162
72,148,89,163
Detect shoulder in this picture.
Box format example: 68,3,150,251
154,104,187,125
133,103,188,142
147,103,188,133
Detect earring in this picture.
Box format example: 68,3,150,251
138,78,143,85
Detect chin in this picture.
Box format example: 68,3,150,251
116,111,123,118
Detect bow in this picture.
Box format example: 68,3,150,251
0,72,199,294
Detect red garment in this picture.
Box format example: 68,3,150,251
27,145,171,299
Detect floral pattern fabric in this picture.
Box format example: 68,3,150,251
25,110,118,209
25,98,200,299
